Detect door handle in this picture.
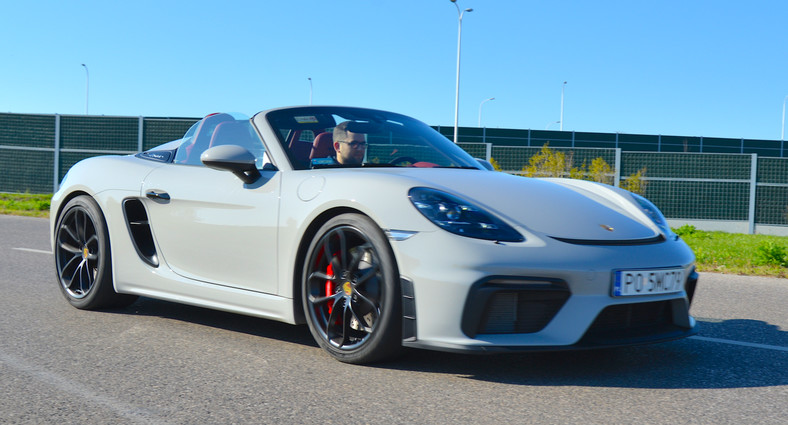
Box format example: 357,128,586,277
145,190,170,201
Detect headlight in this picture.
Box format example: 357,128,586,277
631,193,676,239
408,187,524,242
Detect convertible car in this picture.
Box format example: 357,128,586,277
51,106,698,364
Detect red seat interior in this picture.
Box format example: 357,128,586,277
310,132,334,160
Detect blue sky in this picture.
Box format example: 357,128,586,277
2,0,787,140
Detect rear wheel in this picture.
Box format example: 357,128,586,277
302,213,402,364
54,195,137,310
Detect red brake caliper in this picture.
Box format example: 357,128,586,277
325,262,334,314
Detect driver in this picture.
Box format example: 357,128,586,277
332,121,367,165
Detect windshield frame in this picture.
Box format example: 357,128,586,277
263,106,482,171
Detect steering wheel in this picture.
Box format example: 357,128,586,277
389,156,419,166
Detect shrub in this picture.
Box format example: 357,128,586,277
756,241,788,267
588,157,614,185
521,144,579,178
620,167,648,195
489,157,502,171
674,224,697,237
519,144,647,194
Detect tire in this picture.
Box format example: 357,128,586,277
54,195,137,310
302,213,402,364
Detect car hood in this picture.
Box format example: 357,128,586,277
401,169,661,242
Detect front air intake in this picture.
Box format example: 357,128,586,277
462,279,570,338
577,300,692,346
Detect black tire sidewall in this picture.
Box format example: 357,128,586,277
302,213,402,364
54,196,117,310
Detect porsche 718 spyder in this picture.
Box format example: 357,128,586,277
51,106,698,364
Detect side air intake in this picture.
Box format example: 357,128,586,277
122,199,159,267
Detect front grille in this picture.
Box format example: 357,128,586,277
462,279,571,337
579,300,683,345
550,235,665,246
592,300,671,330
478,291,569,334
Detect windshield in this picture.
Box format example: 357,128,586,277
264,106,481,170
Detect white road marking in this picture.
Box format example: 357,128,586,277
690,336,788,353
13,247,52,255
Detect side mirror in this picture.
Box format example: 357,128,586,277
475,158,495,171
200,145,262,184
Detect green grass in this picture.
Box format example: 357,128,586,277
674,225,788,278
0,193,51,218
2,194,787,278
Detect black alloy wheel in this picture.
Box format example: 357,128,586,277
54,195,136,309
303,213,402,364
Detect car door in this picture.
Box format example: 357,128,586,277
141,164,281,294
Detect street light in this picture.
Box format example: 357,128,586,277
451,0,472,143
478,97,494,127
308,77,313,105
81,64,89,115
782,94,787,142
559,81,567,131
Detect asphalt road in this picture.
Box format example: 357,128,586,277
1,215,786,424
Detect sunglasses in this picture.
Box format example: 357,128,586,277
339,140,367,149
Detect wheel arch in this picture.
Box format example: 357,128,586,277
51,190,95,242
53,190,91,218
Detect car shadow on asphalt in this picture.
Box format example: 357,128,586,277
106,299,787,390
387,318,788,389
107,296,319,348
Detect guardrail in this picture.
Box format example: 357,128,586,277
458,143,788,235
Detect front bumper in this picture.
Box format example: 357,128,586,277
391,229,698,353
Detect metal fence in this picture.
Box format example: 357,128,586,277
439,126,787,157
0,113,198,193
457,143,788,234
2,112,788,234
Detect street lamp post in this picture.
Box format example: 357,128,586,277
559,81,567,131
308,77,313,105
782,95,787,142
81,64,89,115
451,0,472,144
478,97,494,127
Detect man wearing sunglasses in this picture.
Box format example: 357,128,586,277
332,121,367,165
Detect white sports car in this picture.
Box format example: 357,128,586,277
51,106,698,364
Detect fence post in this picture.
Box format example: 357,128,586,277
614,148,621,187
748,154,758,234
138,116,144,152
53,114,61,193
485,143,492,162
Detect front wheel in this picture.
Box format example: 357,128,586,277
54,195,137,310
302,213,402,364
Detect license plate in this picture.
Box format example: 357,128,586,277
613,268,685,297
